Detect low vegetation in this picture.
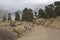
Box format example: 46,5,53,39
0,27,17,40
33,16,60,29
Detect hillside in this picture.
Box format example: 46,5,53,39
34,16,60,29
17,16,60,40
0,16,60,40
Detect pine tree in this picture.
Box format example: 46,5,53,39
2,14,6,21
8,13,11,20
54,1,60,16
15,11,20,21
45,4,57,18
38,9,45,18
34,11,37,19
22,8,34,22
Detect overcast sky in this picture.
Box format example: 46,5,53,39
0,0,60,12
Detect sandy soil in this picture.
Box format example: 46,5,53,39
17,25,60,40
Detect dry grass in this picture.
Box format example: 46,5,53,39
34,17,60,29
2,17,60,39
0,21,35,38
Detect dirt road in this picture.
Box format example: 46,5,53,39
18,26,60,40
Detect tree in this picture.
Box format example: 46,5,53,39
22,8,34,22
8,13,11,20
38,9,45,18
54,1,60,16
54,1,60,6
34,11,37,19
48,4,57,17
48,4,54,9
44,4,56,18
2,14,6,21
15,11,20,21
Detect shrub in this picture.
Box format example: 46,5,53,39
9,21,16,27
12,27,27,38
0,27,17,40
13,27,20,35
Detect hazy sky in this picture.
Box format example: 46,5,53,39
0,0,60,12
